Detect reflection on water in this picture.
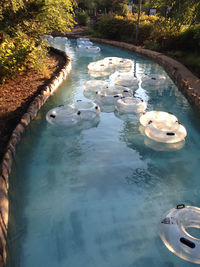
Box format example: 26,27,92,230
6,38,200,267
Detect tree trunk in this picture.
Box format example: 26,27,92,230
135,0,141,45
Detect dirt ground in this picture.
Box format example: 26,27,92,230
0,50,66,162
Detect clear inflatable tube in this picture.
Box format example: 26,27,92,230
110,71,139,88
95,91,123,106
145,120,187,143
83,81,132,100
95,86,133,106
141,74,167,88
83,80,110,99
46,101,100,127
159,205,200,264
139,111,178,127
76,38,93,46
76,45,101,53
74,100,101,121
88,57,133,75
115,97,147,113
46,104,80,126
77,40,93,46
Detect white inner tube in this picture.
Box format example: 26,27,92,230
83,80,110,99
116,97,147,113
83,82,133,100
88,70,111,78
95,91,123,106
76,45,100,53
88,57,133,74
110,71,139,88
77,38,93,46
139,111,178,127
46,101,100,126
74,100,101,120
141,74,167,88
46,104,80,126
95,86,133,106
159,205,200,264
145,120,187,143
104,57,133,70
88,61,110,72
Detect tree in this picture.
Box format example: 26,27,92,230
0,0,77,82
77,0,128,15
152,0,200,25
135,0,141,44
0,0,77,37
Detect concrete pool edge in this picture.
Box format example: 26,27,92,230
67,34,200,108
0,47,72,266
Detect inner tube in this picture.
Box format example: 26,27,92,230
83,80,110,99
116,97,147,113
46,101,100,126
95,86,133,106
88,70,111,78
46,104,80,126
104,57,133,70
76,38,93,46
76,45,100,53
139,111,178,127
110,71,139,88
145,120,187,143
159,205,200,264
74,100,101,120
95,91,123,106
88,57,133,75
141,74,167,88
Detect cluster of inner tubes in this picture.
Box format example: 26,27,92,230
76,38,101,54
88,57,133,78
46,100,100,129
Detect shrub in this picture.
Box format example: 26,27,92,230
176,25,200,51
0,32,47,82
94,12,158,44
77,12,90,26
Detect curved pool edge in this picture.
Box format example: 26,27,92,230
0,47,72,266
67,34,200,109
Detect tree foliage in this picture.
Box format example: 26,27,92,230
0,0,77,37
152,0,200,25
0,0,77,82
77,0,128,15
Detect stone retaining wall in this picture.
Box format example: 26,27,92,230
68,34,200,108
0,47,72,266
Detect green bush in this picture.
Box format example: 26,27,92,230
176,25,200,51
77,12,90,26
94,13,157,44
0,32,47,82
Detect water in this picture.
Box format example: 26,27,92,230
6,39,200,267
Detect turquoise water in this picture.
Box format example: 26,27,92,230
6,39,200,267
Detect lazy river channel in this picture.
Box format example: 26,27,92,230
6,39,200,267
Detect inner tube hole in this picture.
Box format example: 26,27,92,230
166,132,175,136
180,237,195,248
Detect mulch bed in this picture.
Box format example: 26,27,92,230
0,50,66,162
